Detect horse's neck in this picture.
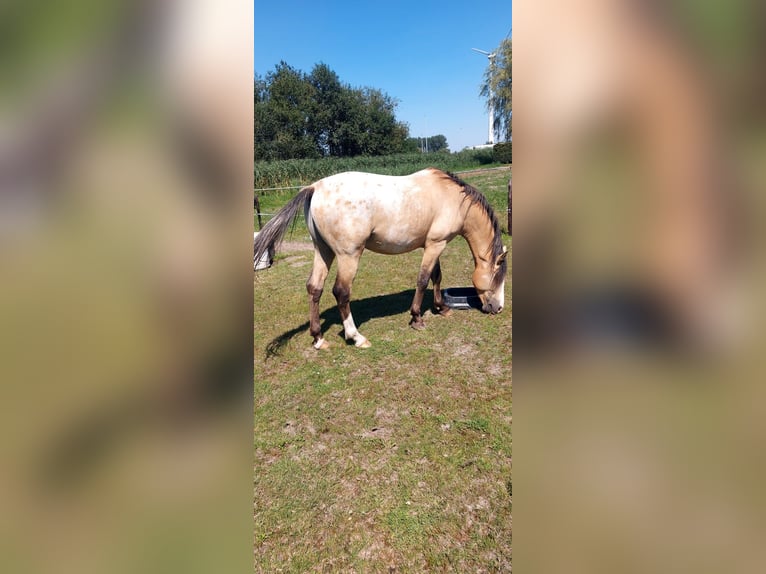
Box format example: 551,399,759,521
461,204,494,265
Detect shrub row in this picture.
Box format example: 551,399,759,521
254,150,500,190
493,142,512,164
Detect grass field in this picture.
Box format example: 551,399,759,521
254,169,511,572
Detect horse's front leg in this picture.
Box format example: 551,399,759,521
431,258,452,317
410,242,447,330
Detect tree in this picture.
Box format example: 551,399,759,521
254,73,277,160
308,63,344,156
405,134,449,153
357,87,409,155
481,38,511,142
254,62,411,160
266,62,318,159
427,134,448,152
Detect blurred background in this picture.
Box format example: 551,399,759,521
514,0,766,572
5,0,766,571
0,1,253,572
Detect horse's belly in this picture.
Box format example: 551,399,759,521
365,231,424,255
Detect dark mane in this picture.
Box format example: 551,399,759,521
438,169,508,289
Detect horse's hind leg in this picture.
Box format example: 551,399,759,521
431,258,452,317
306,243,335,349
333,253,370,348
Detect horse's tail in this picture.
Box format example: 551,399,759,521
254,186,315,268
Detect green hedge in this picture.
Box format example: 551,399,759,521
493,142,512,164
254,151,502,189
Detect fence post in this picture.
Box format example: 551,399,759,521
508,178,512,236
254,193,263,230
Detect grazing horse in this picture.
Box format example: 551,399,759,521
253,168,508,349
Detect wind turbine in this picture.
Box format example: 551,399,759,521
472,47,496,145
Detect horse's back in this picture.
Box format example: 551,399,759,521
308,170,461,255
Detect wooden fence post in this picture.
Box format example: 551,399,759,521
254,193,263,230
508,178,512,236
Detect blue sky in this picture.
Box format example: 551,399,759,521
254,0,511,152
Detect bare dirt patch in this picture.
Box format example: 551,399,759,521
278,241,314,253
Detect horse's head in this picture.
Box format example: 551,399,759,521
472,245,508,314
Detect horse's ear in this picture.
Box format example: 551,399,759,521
496,246,508,265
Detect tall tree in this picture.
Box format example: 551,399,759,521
405,134,449,153
357,87,409,155
254,62,410,160
481,38,512,142
308,63,344,156
254,73,277,160
426,134,448,152
267,62,318,159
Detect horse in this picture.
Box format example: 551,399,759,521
253,168,508,349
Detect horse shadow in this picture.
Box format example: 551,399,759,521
264,289,434,358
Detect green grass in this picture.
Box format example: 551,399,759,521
254,170,511,572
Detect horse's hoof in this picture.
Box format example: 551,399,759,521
437,307,453,317
313,338,330,350
355,338,372,348
410,319,427,331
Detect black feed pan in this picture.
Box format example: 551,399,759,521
443,287,482,310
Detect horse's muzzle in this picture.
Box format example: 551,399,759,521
483,304,503,315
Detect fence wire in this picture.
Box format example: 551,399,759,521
254,168,511,228
253,167,510,194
